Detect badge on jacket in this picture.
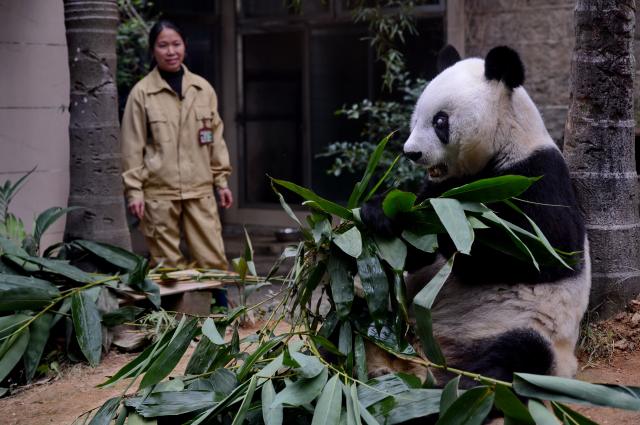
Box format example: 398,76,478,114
199,119,213,145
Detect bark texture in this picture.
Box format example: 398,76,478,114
63,0,131,248
564,0,639,316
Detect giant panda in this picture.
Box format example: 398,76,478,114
361,45,591,383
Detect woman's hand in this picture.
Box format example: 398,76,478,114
128,199,145,219
217,187,233,209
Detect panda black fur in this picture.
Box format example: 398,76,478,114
361,46,591,383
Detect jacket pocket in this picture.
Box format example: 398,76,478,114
146,106,169,144
195,105,213,121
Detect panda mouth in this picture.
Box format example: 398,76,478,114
428,163,448,178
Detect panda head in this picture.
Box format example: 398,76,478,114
404,45,554,181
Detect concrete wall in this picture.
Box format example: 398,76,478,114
464,0,575,143
0,0,70,250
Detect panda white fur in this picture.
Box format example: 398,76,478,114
361,45,591,383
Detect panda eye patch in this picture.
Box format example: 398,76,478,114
432,111,450,144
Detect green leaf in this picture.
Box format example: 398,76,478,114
24,313,53,382
382,190,416,219
312,218,332,245
480,211,539,271
333,226,363,258
364,385,441,424
101,306,145,327
401,231,438,253
272,177,353,220
271,180,304,227
0,314,30,340
528,400,561,425
7,255,100,283
356,244,389,324
71,291,102,367
139,317,199,389
348,133,394,208
374,236,406,272
441,175,539,203
33,207,79,248
364,154,401,203
0,327,29,382
430,198,474,255
391,272,409,325
436,386,495,425
272,366,328,406
256,352,284,385
440,376,460,416
494,384,535,425
237,336,284,382
231,375,257,425
354,334,367,381
101,330,173,387
395,373,422,389
514,373,640,410
328,252,354,319
312,374,343,425
551,402,597,425
88,396,121,425
412,256,455,366
504,200,572,270
291,351,325,379
0,274,59,311
128,391,217,417
73,239,140,270
309,334,344,358
202,318,225,345
262,380,283,425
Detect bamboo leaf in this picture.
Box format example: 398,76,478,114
231,375,257,425
271,180,304,227
348,133,394,208
237,336,284,382
72,291,102,367
382,190,416,219
401,231,438,253
139,317,199,389
429,198,474,255
33,207,79,248
441,175,539,203
312,374,343,425
551,402,597,425
356,244,389,324
262,380,283,425
328,252,354,319
354,334,367,381
291,351,325,379
272,178,353,220
374,236,406,272
436,386,495,425
272,367,328,407
101,306,145,327
364,154,401,203
528,400,561,425
128,391,217,417
412,256,455,366
88,396,121,425
440,376,460,416
202,318,225,345
494,384,535,425
23,313,53,382
480,211,539,271
333,227,363,258
514,373,640,410
0,327,29,382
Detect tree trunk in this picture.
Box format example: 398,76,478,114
63,0,131,249
564,0,639,316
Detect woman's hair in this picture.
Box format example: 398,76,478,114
148,20,186,64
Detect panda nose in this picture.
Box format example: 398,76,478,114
404,151,422,162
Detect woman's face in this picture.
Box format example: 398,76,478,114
153,28,185,72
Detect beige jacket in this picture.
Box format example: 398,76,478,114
121,66,231,202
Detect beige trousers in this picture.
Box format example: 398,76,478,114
141,195,228,270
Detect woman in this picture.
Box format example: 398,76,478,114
121,20,233,271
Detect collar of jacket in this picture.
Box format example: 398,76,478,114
146,65,203,96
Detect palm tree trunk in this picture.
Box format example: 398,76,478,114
564,0,639,316
63,0,131,249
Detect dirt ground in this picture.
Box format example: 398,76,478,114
1,318,639,425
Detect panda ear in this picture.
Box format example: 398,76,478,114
484,46,525,90
436,45,461,73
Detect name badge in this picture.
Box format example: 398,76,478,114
199,118,213,145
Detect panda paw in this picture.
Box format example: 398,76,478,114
360,194,398,237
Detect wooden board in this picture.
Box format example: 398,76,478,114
121,269,233,301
